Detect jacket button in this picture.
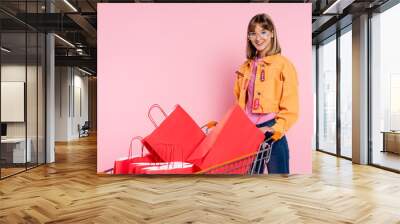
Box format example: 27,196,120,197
257,92,261,95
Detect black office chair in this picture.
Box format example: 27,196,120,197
79,121,90,138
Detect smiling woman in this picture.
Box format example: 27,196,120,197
233,13,299,174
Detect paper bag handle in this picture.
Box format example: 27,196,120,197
128,136,145,158
148,104,168,128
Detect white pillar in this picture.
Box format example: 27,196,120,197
352,14,369,164
46,1,55,163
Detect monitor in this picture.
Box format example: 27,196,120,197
1,123,7,137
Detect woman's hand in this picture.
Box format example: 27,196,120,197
259,126,274,134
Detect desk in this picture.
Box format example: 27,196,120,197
1,138,32,163
381,131,400,154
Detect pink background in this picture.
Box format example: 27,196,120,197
97,3,312,173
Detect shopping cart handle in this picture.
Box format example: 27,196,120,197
201,121,218,129
270,132,281,142
201,121,218,134
206,121,218,128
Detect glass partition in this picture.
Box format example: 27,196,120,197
339,27,352,158
1,31,28,177
370,3,400,171
317,35,337,154
0,1,46,179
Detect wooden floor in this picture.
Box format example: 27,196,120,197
1,135,400,224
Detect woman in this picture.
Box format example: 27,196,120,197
233,13,299,174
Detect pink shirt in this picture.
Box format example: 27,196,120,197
245,57,276,125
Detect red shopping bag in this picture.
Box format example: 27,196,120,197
187,104,265,173
113,136,159,174
129,162,197,174
128,162,165,174
140,162,195,174
143,104,205,162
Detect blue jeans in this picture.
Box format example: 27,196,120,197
251,119,290,174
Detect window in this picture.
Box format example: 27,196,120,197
339,28,352,158
317,36,337,154
370,2,400,171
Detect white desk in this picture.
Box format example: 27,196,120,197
1,138,32,163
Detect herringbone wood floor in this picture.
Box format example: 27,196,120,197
1,134,400,224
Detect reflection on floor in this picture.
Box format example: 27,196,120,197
0,163,41,178
373,150,400,171
0,167,25,177
341,147,352,158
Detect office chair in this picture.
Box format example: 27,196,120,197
79,121,90,138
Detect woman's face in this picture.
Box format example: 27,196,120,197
248,24,273,55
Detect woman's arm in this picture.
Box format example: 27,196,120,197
233,71,243,102
270,60,299,140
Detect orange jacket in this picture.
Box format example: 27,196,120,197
233,54,299,139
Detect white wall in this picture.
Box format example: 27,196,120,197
55,66,70,141
1,65,26,130
55,67,89,141
1,65,41,138
72,73,89,138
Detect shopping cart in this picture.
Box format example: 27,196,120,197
195,137,274,175
102,121,274,175
195,121,275,175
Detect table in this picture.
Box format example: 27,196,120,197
381,131,400,154
1,138,32,163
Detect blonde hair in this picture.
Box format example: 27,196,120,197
246,13,281,59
